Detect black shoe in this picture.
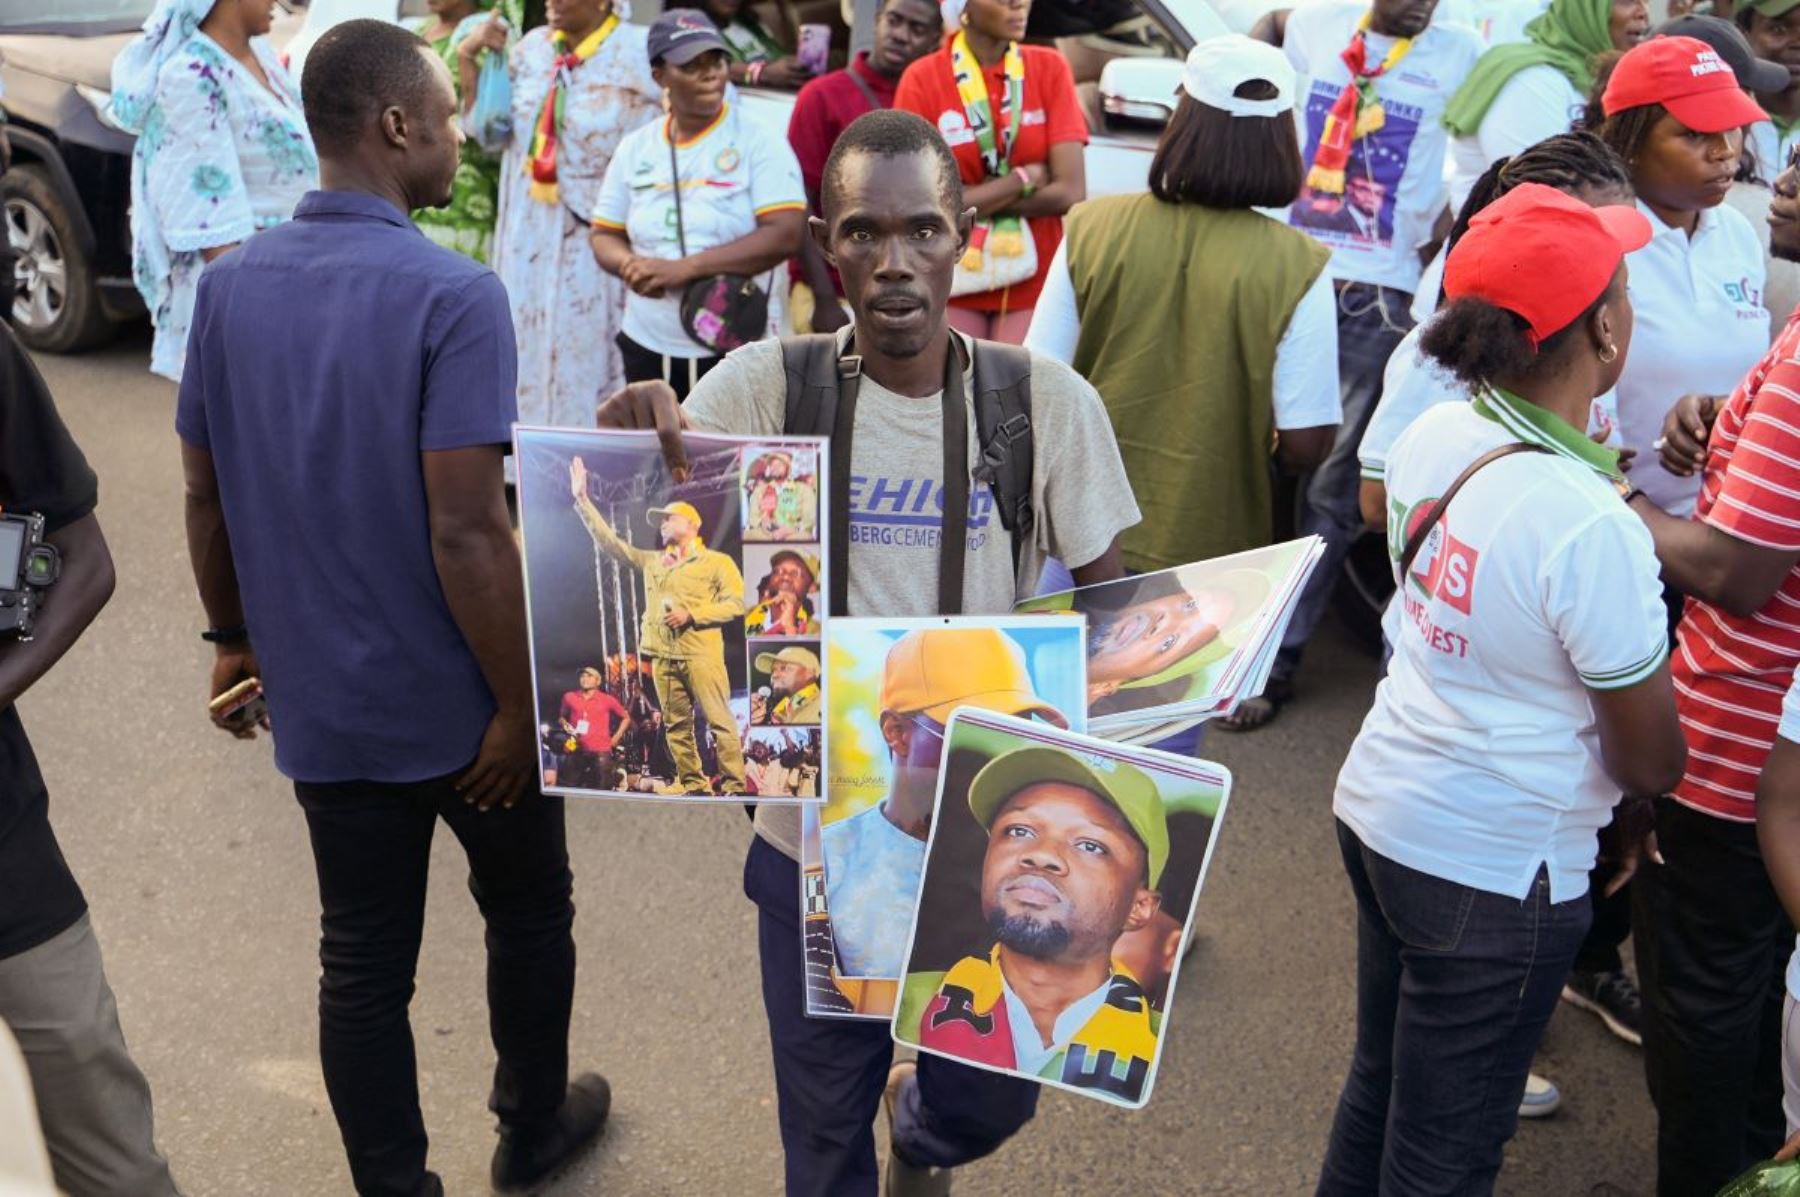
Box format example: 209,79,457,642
490,1073,612,1195
1562,969,1643,1047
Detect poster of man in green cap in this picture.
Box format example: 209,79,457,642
893,709,1230,1108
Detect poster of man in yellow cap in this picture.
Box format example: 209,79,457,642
801,618,1084,1020
891,709,1230,1109
512,426,829,803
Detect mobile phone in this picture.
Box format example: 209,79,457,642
798,23,830,75
209,676,267,731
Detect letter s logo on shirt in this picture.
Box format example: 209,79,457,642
1427,531,1480,616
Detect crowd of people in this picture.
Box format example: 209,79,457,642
8,0,1800,1192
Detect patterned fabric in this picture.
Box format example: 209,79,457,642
407,7,520,263
124,33,316,381
492,23,660,426
1672,312,1800,821
108,0,216,134
1304,14,1414,196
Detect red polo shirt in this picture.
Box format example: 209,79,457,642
894,39,1089,312
560,689,628,754
787,52,901,295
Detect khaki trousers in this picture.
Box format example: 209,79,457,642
652,653,746,793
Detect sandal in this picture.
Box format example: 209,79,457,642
1217,678,1293,733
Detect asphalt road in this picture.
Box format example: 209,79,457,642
20,329,1659,1196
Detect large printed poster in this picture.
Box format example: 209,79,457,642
516,426,827,802
802,617,1085,1019
891,710,1231,1109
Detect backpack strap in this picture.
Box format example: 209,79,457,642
969,340,1036,578
782,334,862,617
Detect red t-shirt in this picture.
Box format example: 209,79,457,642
787,52,900,293
560,689,628,754
894,40,1089,312
1671,312,1800,822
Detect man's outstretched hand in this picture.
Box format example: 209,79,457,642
597,381,691,482
570,454,588,501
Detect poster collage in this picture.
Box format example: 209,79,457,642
516,428,1323,1108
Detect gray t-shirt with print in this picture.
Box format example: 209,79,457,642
682,331,1141,859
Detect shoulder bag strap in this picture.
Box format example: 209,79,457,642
667,124,688,257
1398,442,1550,581
844,66,882,111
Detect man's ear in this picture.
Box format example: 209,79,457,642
879,709,911,757
809,215,834,267
381,104,408,150
1120,888,1162,937
956,204,976,256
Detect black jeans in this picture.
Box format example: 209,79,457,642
293,774,576,1197
1634,796,1788,1197
1318,821,1590,1196
744,836,1038,1196
617,331,721,402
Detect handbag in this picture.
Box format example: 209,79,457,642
669,132,769,355
951,213,1038,298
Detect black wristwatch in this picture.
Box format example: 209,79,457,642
202,624,249,645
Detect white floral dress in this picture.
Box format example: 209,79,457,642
129,33,316,381
492,23,661,428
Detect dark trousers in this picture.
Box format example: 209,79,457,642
293,774,577,1197
1576,841,1633,976
743,835,1037,1197
1634,796,1788,1197
1276,284,1415,686
1318,821,1591,1197
617,331,721,403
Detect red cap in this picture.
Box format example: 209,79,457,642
1601,35,1768,132
1443,183,1653,349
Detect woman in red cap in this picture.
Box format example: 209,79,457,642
1318,182,1686,1195
1585,34,1772,523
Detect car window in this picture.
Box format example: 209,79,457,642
0,0,156,26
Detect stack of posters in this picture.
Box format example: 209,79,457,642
1015,537,1325,745
515,426,828,802
891,709,1230,1108
802,616,1087,1019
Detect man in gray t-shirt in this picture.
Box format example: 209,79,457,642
597,109,1139,1197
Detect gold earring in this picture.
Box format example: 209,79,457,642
1599,343,1618,364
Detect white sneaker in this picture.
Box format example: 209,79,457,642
1518,1072,1562,1119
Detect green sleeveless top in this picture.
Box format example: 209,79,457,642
1064,195,1330,572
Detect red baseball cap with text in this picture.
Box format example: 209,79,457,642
1600,35,1768,132
1443,183,1653,348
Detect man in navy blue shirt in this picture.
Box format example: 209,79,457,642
177,22,605,1197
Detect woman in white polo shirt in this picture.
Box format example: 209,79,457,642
1318,183,1685,1194
1586,34,1772,518
591,9,807,399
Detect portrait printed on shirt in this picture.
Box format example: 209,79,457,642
1015,538,1324,733
743,446,819,543
801,616,1085,1020
515,426,829,803
1290,85,1422,248
891,710,1230,1109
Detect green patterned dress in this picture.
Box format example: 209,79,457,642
408,4,522,263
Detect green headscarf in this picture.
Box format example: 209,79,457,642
1442,0,1616,136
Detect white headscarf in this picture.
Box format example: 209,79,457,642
109,0,219,135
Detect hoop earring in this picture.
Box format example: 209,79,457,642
1598,343,1618,364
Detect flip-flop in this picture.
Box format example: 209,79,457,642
1216,679,1292,733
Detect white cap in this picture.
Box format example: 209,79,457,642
1180,34,1295,118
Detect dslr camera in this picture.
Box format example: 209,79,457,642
0,512,61,639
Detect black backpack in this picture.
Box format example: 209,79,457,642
779,333,1035,617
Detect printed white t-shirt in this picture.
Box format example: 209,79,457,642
1782,676,1800,1002
592,103,805,357
1335,390,1667,903
1617,199,1770,515
1283,1,1484,294
1447,64,1584,213
1751,120,1800,186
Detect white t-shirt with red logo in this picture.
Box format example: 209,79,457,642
1335,390,1667,902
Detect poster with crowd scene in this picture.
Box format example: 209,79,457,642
891,710,1231,1109
802,617,1086,1020
514,426,827,803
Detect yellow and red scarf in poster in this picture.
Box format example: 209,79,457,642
1304,14,1413,196
948,31,1030,272
916,945,1159,1103
526,13,621,204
